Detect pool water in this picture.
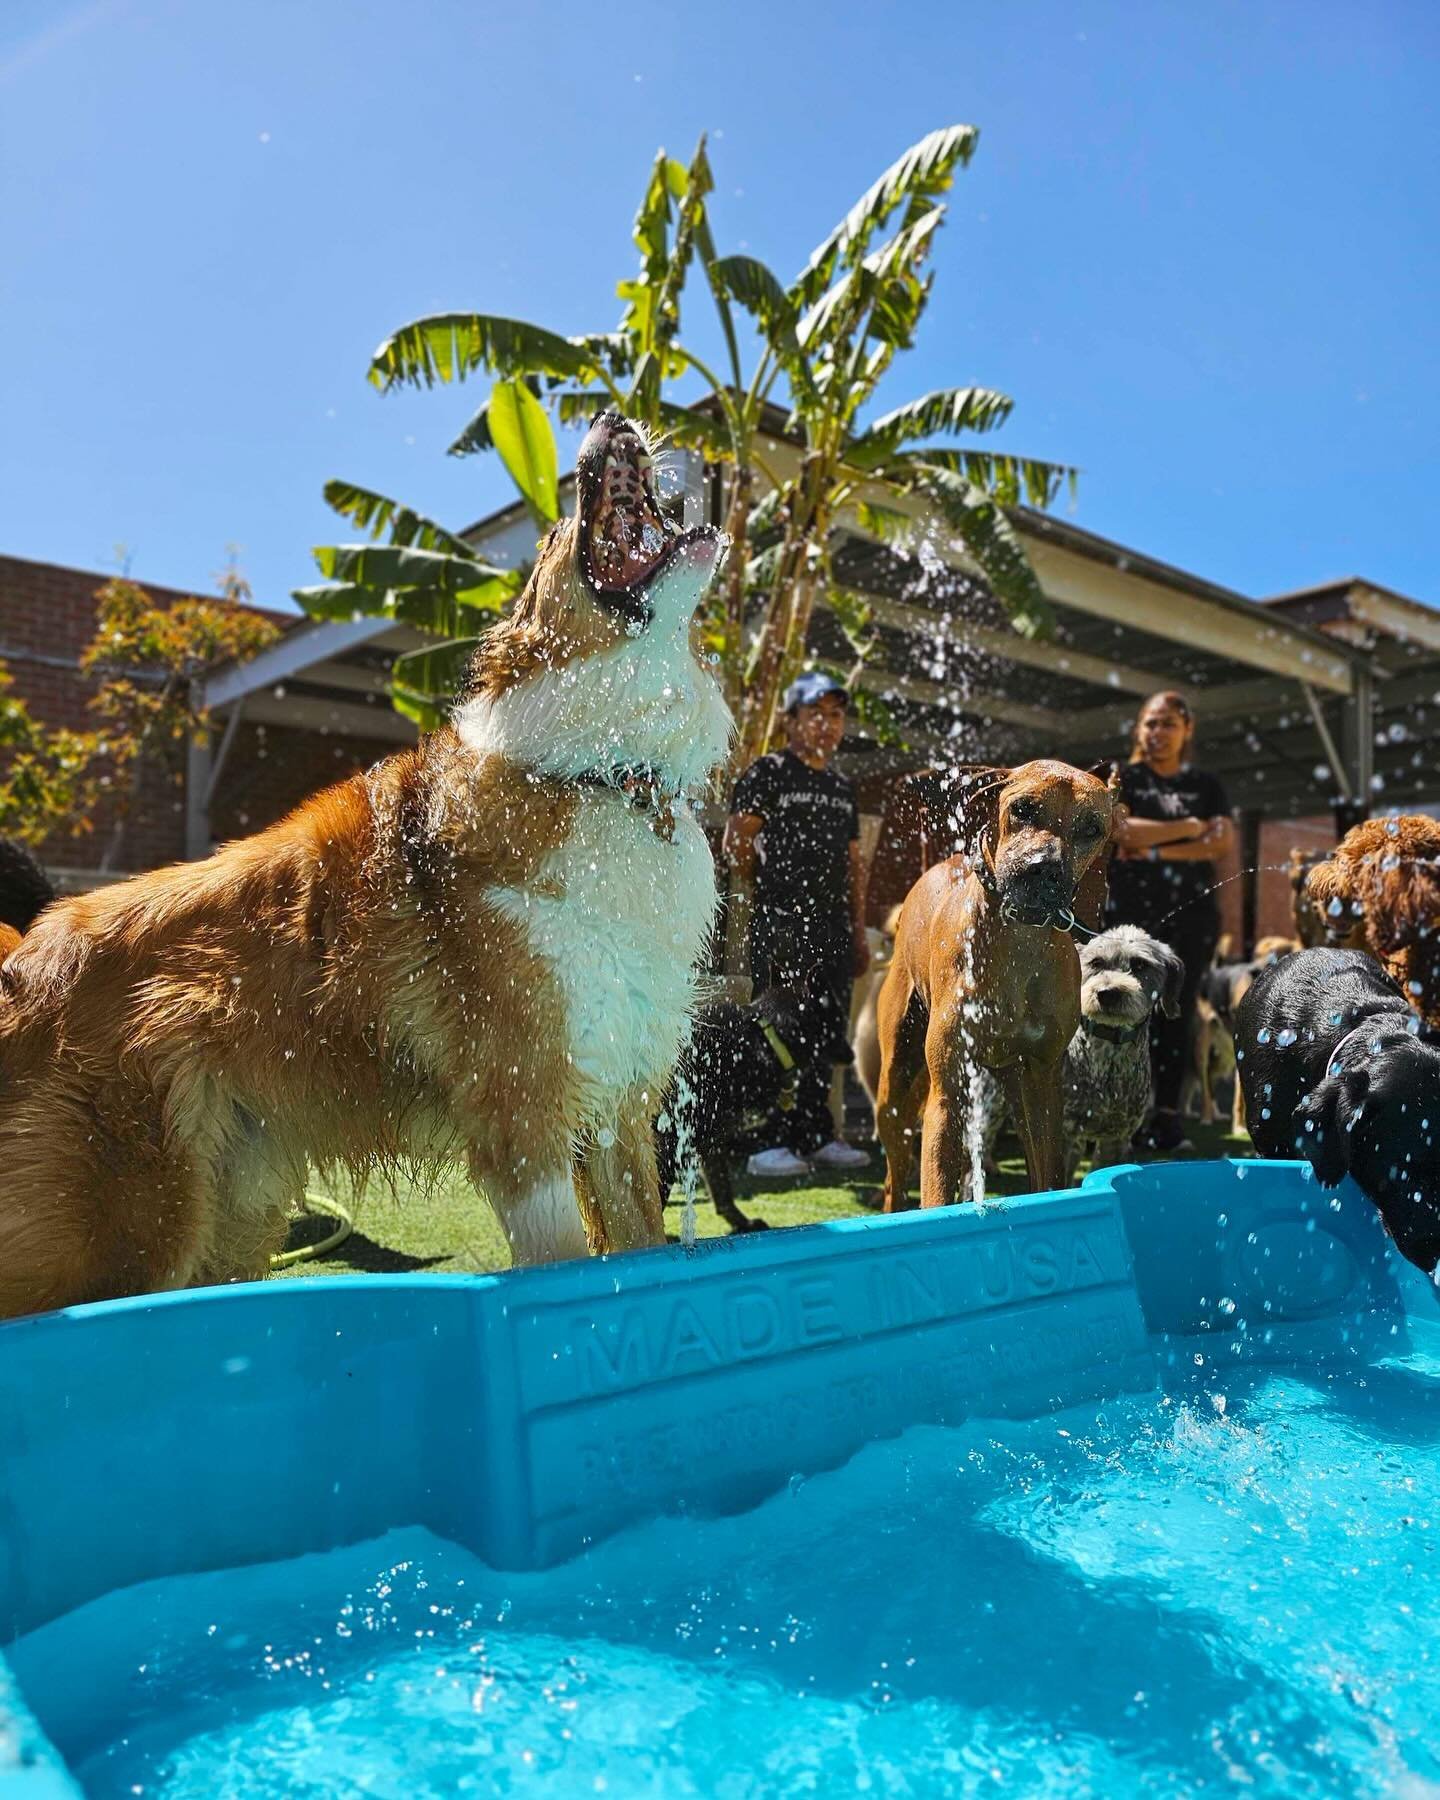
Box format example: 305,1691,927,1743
13,1353,1439,1798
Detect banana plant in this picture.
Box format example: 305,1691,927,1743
297,126,1076,762
293,482,524,729
709,124,1077,766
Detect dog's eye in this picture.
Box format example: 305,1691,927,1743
1076,813,1103,838
1009,799,1039,825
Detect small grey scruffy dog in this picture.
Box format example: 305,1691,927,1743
976,925,1184,1184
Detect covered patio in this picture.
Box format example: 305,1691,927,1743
192,440,1437,951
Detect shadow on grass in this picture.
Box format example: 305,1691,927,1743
280,1215,450,1274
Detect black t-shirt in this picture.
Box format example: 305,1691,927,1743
1107,761,1232,928
733,750,858,935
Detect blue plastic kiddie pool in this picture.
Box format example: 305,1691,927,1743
2,1159,1437,1796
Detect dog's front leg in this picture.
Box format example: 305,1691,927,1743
1198,1039,1218,1125
701,1152,764,1233
918,1084,977,1208
573,1086,666,1255
475,1148,590,1265
876,973,930,1212
1003,1057,1068,1192
918,1011,979,1208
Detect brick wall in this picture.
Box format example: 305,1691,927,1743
209,721,404,847
0,553,294,873
1255,814,1336,942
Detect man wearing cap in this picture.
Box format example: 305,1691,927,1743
725,672,871,1177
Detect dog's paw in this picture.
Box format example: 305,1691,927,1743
730,1215,771,1233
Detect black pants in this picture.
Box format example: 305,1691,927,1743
750,911,851,1156
1133,908,1220,1113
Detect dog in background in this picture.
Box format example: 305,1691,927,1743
658,981,854,1233
875,760,1120,1207
0,412,731,1317
0,838,55,956
1194,936,1300,1130
1236,946,1440,1272
1184,996,1236,1128
1290,847,1342,949
850,905,901,1132
1302,816,1440,1027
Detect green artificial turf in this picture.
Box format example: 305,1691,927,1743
279,1118,1255,1281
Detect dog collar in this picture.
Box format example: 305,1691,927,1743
573,763,676,805
568,765,680,842
759,1022,799,1110
1082,1016,1146,1045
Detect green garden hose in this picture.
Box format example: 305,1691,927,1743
269,1191,354,1269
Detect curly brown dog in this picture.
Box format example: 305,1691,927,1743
1302,816,1440,1026
874,760,1120,1209
0,412,730,1318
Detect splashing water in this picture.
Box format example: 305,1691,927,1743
959,919,989,1209
669,1038,701,1250
22,1345,1440,1798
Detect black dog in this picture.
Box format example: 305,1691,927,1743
0,837,54,935
656,983,854,1233
1236,946,1440,1271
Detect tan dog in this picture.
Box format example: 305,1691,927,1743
874,761,1120,1209
1186,996,1237,1128
1303,816,1440,1026
849,905,901,1130
0,413,730,1318
1195,936,1300,1132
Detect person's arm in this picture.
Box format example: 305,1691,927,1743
1113,814,1207,851
1154,815,1235,863
848,839,870,976
723,812,764,888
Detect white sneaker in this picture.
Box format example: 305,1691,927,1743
746,1146,812,1178
810,1139,871,1170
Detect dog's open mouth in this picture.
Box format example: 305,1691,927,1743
577,412,686,600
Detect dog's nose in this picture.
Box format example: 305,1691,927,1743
1013,848,1069,904
1096,986,1123,1011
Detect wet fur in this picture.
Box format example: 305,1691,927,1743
0,419,730,1316
874,760,1121,1207
1236,946,1440,1271
1302,817,1440,1027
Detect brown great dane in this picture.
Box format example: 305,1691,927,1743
874,760,1121,1209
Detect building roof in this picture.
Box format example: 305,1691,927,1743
186,437,1436,820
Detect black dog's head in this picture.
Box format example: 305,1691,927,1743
1291,1023,1440,1271
753,977,854,1070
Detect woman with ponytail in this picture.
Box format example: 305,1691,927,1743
1107,691,1234,1152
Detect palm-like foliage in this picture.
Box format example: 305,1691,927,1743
296,125,1074,769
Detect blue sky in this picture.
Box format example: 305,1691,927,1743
2,0,1435,614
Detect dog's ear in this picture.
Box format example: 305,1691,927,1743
1153,943,1187,1018
1068,766,1124,930
1292,1068,1369,1186
946,765,1009,871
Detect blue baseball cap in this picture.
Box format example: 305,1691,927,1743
783,671,849,713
